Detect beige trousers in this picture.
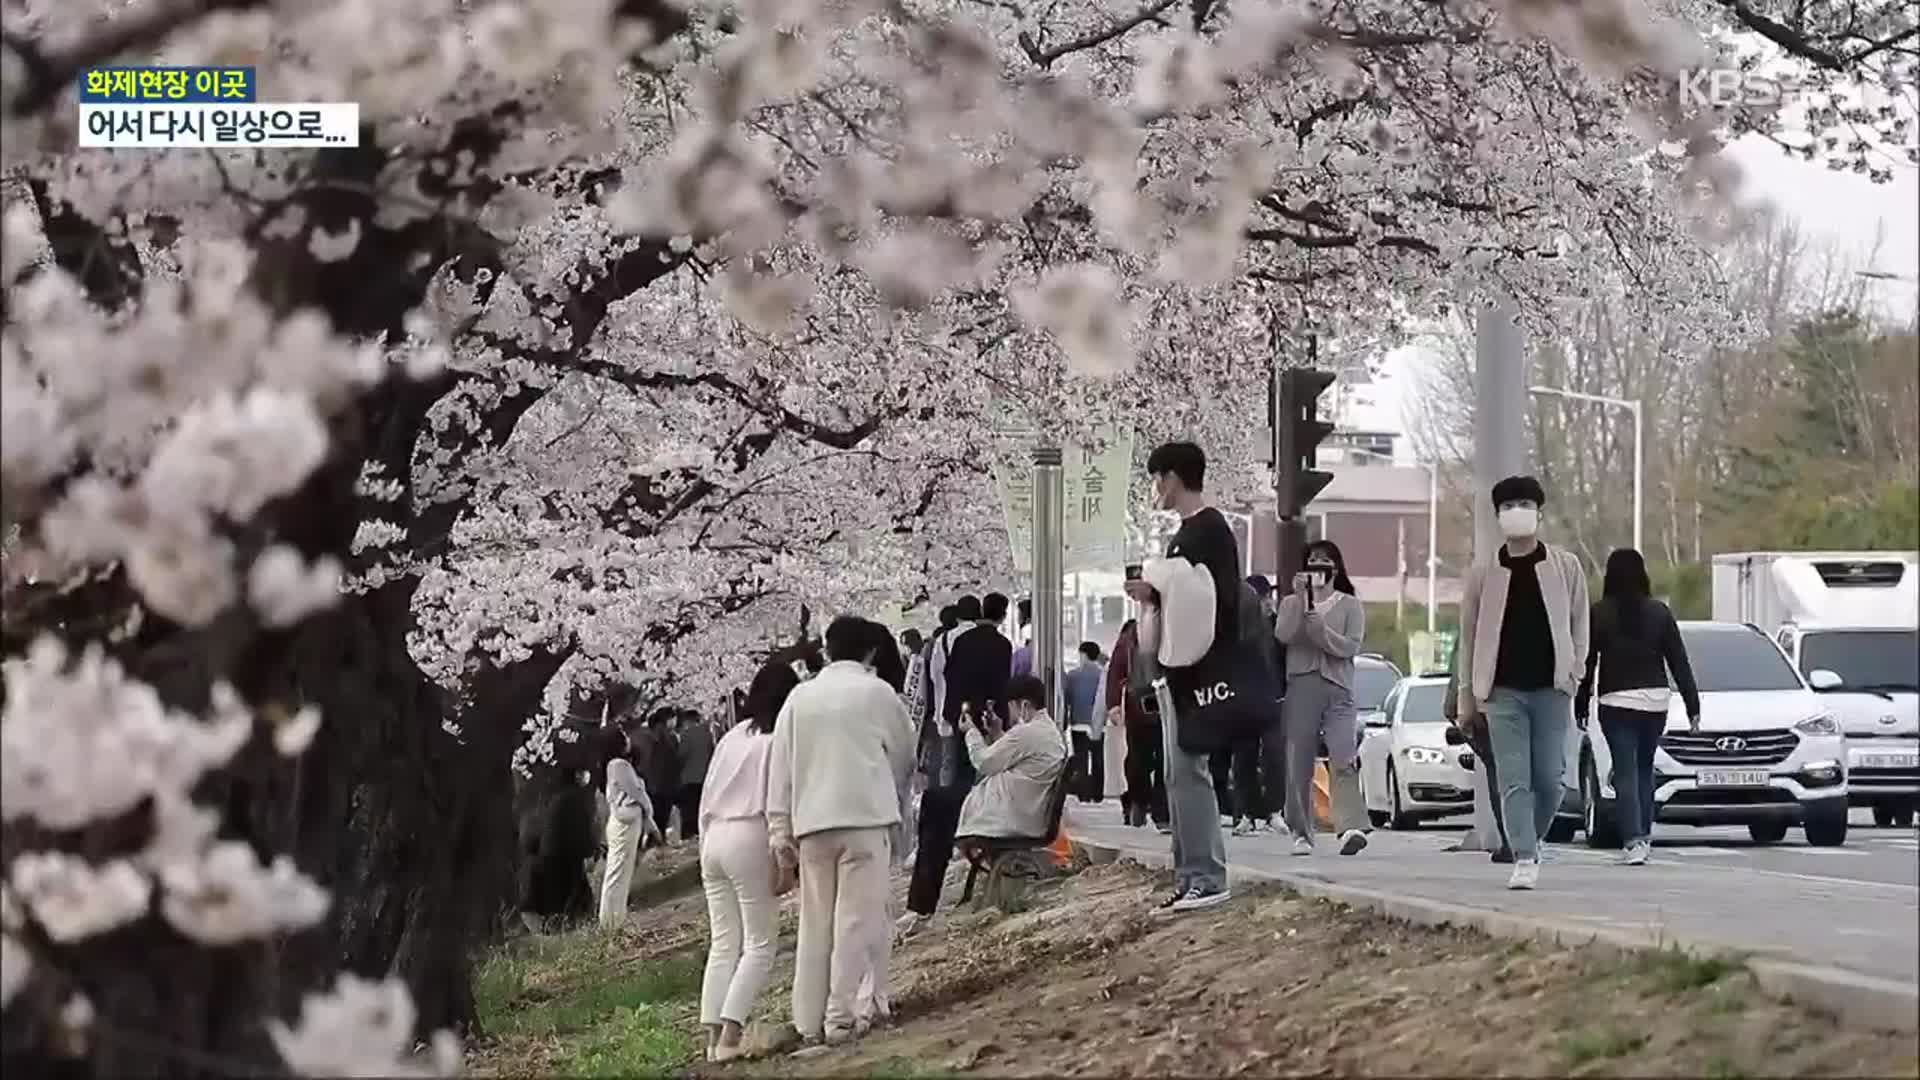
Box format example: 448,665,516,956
599,812,643,927
792,826,891,1039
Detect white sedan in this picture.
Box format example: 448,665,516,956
1359,676,1478,829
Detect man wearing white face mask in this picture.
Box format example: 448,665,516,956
1453,475,1589,891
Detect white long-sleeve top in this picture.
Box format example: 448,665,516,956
605,757,656,834
699,723,772,835
956,711,1068,841
767,660,915,852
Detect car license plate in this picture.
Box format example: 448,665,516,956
1858,752,1919,770
1696,768,1770,787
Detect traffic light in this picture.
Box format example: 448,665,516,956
1275,367,1336,518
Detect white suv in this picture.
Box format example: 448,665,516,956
1557,621,1850,847
1774,624,1918,828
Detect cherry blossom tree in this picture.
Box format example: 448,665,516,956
4,0,1910,1074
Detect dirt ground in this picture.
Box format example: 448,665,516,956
473,851,1920,1078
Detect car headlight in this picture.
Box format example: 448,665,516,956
1793,713,1839,736
1405,747,1446,765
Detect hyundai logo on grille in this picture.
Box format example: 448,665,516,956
1715,736,1748,752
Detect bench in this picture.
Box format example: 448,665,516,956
954,767,1073,913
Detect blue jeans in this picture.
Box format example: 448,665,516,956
1598,706,1663,846
1484,688,1572,861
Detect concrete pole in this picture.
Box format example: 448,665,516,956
1426,464,1438,640
1462,292,1528,852
1033,444,1066,722
1395,516,1407,630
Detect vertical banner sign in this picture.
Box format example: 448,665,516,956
993,457,1036,575
1063,431,1133,572
994,428,1134,575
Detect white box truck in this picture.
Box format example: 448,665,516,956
1711,551,1920,826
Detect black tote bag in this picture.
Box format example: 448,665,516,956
1168,641,1279,755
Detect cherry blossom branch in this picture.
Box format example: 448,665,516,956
1017,0,1181,68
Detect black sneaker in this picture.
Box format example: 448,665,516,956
1163,887,1233,914
1154,888,1186,911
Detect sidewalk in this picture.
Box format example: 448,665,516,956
1065,802,1919,1029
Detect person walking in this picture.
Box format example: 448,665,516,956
854,619,914,1029
1107,617,1168,830
902,593,1010,935
698,662,796,1062
677,709,716,843
1063,642,1107,803
1124,441,1237,914
600,724,664,928
767,616,916,1047
1230,576,1283,835
637,711,681,842
900,627,928,733
1275,540,1371,857
1576,548,1701,866
1010,598,1034,679
1456,475,1590,890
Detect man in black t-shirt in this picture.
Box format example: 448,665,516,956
1123,441,1234,914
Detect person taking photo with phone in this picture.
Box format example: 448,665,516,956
1275,539,1371,857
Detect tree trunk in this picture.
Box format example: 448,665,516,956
273,578,571,1039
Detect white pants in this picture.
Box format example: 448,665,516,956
599,812,643,927
857,890,893,1021
699,817,778,1026
793,826,891,1039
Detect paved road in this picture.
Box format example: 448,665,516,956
1064,802,1920,985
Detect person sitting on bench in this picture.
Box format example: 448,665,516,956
956,675,1068,846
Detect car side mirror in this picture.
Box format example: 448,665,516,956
1807,669,1843,691
1363,712,1390,729
1443,726,1468,746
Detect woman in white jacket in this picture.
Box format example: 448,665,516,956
698,661,800,1062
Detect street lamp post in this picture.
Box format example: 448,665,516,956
1528,386,1643,554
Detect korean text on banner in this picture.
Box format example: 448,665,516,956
994,429,1133,575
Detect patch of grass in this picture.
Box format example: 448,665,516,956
474,930,617,1023
493,950,703,1041
1560,1026,1649,1065
475,926,706,1078
556,1001,697,1078
1637,947,1743,994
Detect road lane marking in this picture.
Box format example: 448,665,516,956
1641,858,1916,892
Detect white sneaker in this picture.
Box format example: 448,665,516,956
1623,841,1650,866
893,912,929,942
1232,819,1254,837
1508,859,1540,890
1292,834,1314,857
1339,829,1369,856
